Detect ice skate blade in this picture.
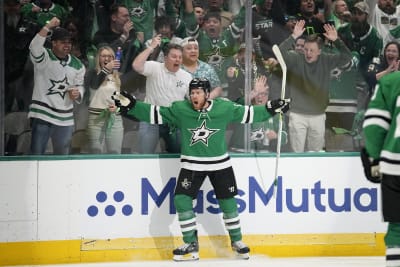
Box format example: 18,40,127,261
235,252,250,260
173,252,199,261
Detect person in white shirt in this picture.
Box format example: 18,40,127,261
132,35,192,153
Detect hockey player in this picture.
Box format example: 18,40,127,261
113,78,290,261
361,71,400,267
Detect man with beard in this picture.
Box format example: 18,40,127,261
337,1,382,105
367,0,400,47
28,18,85,154
113,78,290,261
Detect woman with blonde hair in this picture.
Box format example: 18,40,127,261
86,46,124,154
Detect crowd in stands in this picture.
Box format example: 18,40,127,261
3,0,400,155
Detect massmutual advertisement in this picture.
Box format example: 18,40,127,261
5,156,380,243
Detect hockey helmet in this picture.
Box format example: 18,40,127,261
189,78,211,94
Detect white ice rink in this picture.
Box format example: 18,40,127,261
15,256,385,267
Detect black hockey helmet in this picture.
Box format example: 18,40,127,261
189,78,211,94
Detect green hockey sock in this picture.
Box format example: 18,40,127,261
174,194,197,243
385,223,400,247
218,198,242,242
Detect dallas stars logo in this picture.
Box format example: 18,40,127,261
250,128,264,141
188,120,219,146
205,47,225,71
47,76,69,99
181,178,192,190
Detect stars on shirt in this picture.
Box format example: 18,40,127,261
47,76,69,99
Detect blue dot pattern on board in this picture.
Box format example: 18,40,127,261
87,190,133,217
87,205,99,217
105,205,116,216
122,205,133,216
96,191,107,202
114,191,124,202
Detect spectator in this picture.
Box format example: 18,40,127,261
92,3,142,75
252,0,288,60
183,0,246,91
180,37,222,99
366,41,400,90
336,1,383,110
63,17,94,69
294,35,306,53
145,16,183,63
338,1,382,74
20,0,70,27
117,0,159,43
4,0,38,112
367,0,400,48
229,75,288,152
324,0,352,29
279,20,352,152
162,0,188,38
225,43,270,101
193,1,206,29
295,0,325,36
206,0,234,29
132,36,192,153
69,0,114,42
28,18,85,155
86,46,124,154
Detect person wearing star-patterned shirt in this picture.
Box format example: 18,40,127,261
28,17,85,154
113,78,290,261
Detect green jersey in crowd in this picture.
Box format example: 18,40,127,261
117,0,158,42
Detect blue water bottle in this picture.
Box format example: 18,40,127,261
114,47,122,70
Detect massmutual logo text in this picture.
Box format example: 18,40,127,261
87,176,378,217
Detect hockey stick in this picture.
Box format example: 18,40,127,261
272,44,287,196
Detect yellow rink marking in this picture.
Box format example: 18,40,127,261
1,233,385,265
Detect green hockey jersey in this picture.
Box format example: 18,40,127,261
363,72,400,175
128,98,273,171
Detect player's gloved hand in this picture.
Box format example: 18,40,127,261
112,90,136,114
360,147,381,183
266,98,290,115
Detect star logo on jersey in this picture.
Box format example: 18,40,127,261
129,6,146,18
176,80,185,88
250,128,264,141
188,120,219,146
205,48,225,72
181,178,192,190
47,76,69,99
